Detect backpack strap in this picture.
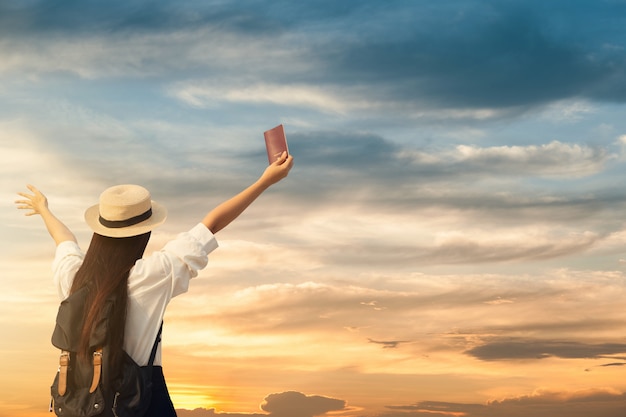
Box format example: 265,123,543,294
148,322,163,366
89,349,103,393
58,350,70,396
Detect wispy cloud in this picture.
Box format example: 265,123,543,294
169,82,368,114
466,339,626,361
383,389,626,417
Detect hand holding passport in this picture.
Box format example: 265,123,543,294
264,124,289,164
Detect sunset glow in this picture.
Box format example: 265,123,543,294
3,1,626,417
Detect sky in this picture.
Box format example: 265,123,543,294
2,0,626,416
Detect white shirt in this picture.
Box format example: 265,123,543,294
52,223,219,366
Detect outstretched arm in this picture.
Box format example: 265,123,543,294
15,184,77,245
202,152,294,234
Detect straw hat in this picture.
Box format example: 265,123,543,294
84,184,167,238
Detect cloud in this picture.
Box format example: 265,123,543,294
261,391,346,417
0,1,281,36
175,391,346,417
3,0,626,115
4,3,626,416
466,339,626,361
164,268,626,372
539,99,596,123
290,132,613,181
368,339,411,349
176,408,264,417
382,388,626,417
280,132,619,221
0,27,284,79
420,231,600,264
445,141,612,178
169,81,375,115
9,119,621,268
318,230,601,267
321,1,626,110
176,388,626,417
0,1,309,80
601,362,626,367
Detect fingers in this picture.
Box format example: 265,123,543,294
15,192,35,205
281,154,294,173
272,151,288,165
14,199,34,212
15,185,43,215
261,153,294,186
26,184,43,198
15,204,36,216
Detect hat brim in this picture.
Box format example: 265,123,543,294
84,201,168,238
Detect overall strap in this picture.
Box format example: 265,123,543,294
148,322,163,366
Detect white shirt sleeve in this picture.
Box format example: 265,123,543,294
128,223,219,299
52,241,85,301
124,223,219,365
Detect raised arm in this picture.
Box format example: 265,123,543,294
15,184,77,245
202,152,294,234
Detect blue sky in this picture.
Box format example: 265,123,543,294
2,1,626,416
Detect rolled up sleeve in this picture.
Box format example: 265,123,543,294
158,223,219,297
129,223,219,300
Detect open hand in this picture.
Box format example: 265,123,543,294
15,184,49,216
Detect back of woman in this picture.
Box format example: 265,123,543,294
16,152,294,415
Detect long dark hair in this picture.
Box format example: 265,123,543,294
70,232,151,367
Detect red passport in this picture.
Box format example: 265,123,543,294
264,124,289,164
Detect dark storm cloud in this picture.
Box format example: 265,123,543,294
466,339,626,361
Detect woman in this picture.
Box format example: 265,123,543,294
15,152,294,415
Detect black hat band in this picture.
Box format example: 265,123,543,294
99,208,153,228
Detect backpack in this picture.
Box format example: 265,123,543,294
49,285,162,417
